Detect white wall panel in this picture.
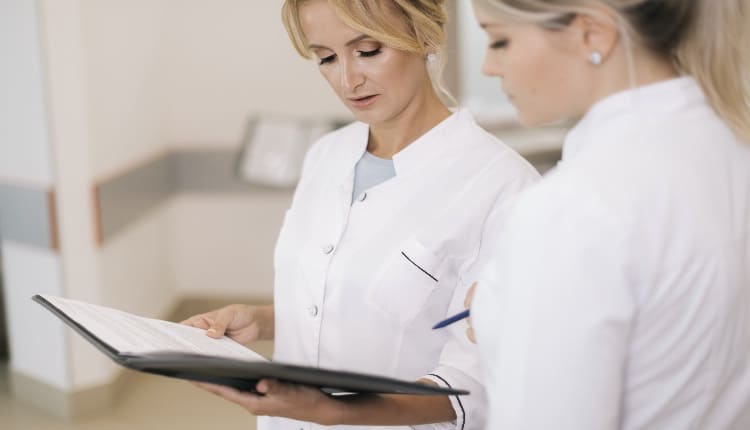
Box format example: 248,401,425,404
0,0,54,186
2,242,69,390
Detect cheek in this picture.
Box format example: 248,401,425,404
396,61,426,92
371,53,425,95
370,52,415,83
514,48,560,96
502,51,541,98
521,59,584,123
481,50,504,76
319,67,342,92
535,57,583,106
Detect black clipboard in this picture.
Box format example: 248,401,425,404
32,295,468,396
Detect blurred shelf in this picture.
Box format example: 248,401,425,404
490,122,569,156
486,121,571,174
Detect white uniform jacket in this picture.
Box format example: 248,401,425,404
261,109,539,430
474,77,750,429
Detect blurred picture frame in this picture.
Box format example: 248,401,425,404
235,116,336,188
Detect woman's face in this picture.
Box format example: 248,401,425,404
473,5,592,126
299,0,432,125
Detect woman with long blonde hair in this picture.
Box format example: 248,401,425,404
469,0,750,428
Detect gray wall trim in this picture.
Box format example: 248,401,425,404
2,143,559,248
96,148,282,243
0,184,55,249
171,149,269,193
0,148,280,248
97,155,176,241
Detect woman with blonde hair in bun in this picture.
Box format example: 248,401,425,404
183,1,539,428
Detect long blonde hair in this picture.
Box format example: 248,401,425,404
281,0,456,105
475,0,750,142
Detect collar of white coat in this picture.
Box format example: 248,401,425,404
562,76,705,161
347,108,469,176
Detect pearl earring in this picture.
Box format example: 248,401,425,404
426,52,437,65
588,51,603,65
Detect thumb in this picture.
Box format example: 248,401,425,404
256,379,282,395
464,282,477,309
206,308,233,338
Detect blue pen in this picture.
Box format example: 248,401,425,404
432,309,470,329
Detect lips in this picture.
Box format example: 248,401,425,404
348,94,379,109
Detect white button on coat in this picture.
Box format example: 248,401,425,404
261,109,539,430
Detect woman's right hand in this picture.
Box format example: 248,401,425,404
181,304,274,344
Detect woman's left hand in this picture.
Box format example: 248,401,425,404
195,379,342,425
464,283,477,344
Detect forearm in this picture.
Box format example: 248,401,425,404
330,380,455,426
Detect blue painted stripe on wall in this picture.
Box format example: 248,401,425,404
0,184,54,248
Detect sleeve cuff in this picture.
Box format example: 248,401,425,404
411,368,486,430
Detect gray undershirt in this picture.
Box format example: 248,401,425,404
351,151,396,204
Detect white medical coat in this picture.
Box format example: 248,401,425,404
260,109,539,430
474,77,750,429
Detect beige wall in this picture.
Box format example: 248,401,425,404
157,1,346,302
80,0,348,312
169,193,292,299
160,0,350,146
81,0,172,180
83,0,349,180
155,1,347,299
21,0,344,395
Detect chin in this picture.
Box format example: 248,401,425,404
517,114,543,127
517,110,565,128
350,109,392,126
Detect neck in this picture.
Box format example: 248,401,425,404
367,87,451,159
587,44,680,111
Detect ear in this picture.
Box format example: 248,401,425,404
569,3,620,64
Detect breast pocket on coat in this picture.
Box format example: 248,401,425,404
366,238,444,326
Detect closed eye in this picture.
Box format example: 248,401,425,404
357,48,381,58
490,39,509,49
319,54,336,65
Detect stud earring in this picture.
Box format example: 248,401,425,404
426,52,437,65
588,51,603,65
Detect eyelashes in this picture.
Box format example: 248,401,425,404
490,39,509,50
357,48,381,58
318,48,382,65
319,55,336,65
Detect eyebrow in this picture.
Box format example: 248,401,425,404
308,34,372,50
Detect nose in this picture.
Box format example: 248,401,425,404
340,58,364,92
481,52,503,78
